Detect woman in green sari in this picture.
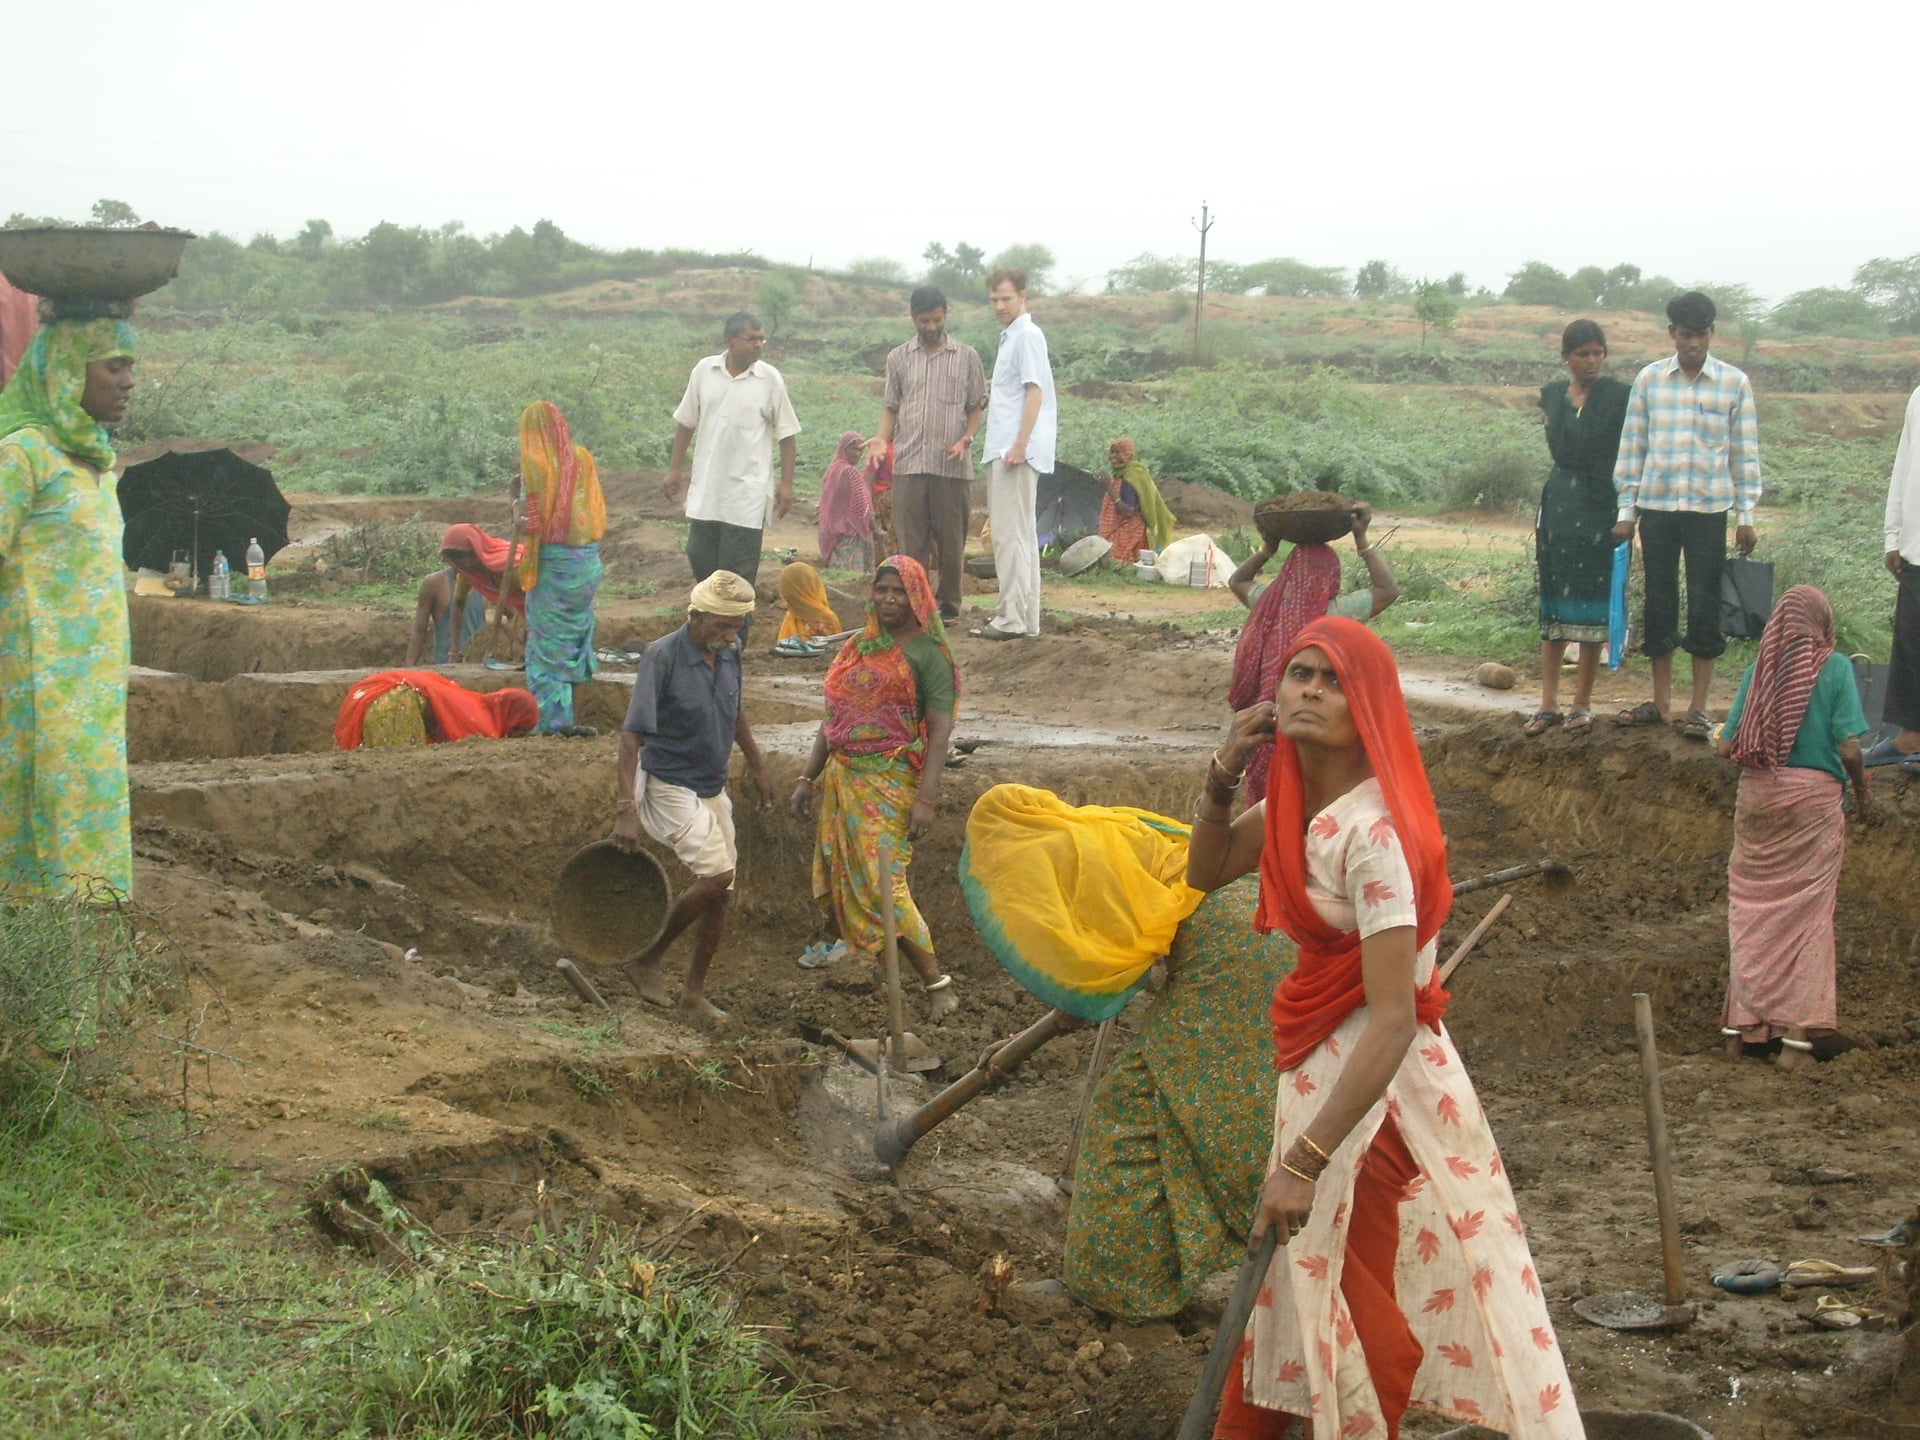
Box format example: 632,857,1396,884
1527,318,1629,737
0,315,138,897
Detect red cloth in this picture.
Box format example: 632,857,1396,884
1231,543,1345,802
1256,616,1452,1071
334,671,538,749
0,275,36,386
440,523,526,613
1214,1120,1424,1440
1728,584,1834,770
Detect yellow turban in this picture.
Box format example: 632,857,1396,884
688,570,757,617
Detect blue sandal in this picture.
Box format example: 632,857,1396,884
1862,735,1920,768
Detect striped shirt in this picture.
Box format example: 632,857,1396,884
1612,352,1762,524
882,335,987,479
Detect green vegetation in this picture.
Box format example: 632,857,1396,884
0,917,810,1440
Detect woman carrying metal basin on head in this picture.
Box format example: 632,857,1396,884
0,308,138,898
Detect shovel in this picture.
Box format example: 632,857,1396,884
1177,1228,1280,1440
481,512,526,670
1574,992,1695,1331
1451,859,1573,898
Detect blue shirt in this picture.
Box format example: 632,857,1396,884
623,624,741,797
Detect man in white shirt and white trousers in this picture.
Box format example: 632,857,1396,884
975,267,1057,640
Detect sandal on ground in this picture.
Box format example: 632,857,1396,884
1680,709,1714,739
1612,701,1665,727
1564,709,1594,735
969,625,1024,641
1783,1259,1878,1288
1522,710,1563,737
1862,735,1920,769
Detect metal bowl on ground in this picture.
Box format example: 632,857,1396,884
0,226,196,302
1436,1412,1712,1440
552,840,672,964
963,553,997,579
1056,534,1112,576
1253,489,1357,547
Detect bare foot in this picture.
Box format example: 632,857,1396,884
1773,1045,1809,1071
677,992,732,1028
628,960,673,1009
1723,1031,1746,1059
925,984,959,1022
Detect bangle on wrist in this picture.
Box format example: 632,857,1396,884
1278,1161,1317,1185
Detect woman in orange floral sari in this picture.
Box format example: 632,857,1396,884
789,555,960,1019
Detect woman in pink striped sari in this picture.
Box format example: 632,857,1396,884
1715,586,1872,1068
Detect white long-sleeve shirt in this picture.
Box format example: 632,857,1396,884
1885,386,1920,564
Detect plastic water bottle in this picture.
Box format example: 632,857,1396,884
209,550,230,600
245,538,267,601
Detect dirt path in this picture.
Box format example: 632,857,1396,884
120,490,1920,1439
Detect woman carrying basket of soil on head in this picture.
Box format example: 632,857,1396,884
0,313,138,898
1190,617,1581,1439
1715,585,1872,1068
1097,438,1176,566
1525,320,1630,738
513,401,606,737
789,555,960,1020
1228,499,1398,803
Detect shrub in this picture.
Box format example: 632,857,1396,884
1441,450,1541,513
0,889,139,1122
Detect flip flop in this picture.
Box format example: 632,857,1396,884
1680,709,1714,739
969,626,1025,641
1783,1259,1878,1288
1564,709,1595,736
1855,1221,1912,1248
795,940,847,970
1522,710,1563,737
1613,701,1665,727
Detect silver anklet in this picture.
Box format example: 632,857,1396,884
924,974,954,992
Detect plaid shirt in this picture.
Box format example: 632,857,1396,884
1612,353,1762,524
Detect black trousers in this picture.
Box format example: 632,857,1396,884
1887,562,1920,731
1637,508,1727,660
686,519,764,587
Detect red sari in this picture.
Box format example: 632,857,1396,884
334,671,538,749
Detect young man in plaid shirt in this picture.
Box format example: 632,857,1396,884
1610,291,1762,737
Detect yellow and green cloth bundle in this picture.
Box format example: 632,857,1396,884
960,783,1204,1021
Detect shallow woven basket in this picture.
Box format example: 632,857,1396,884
552,840,672,964
1253,493,1356,547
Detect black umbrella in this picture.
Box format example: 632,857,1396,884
117,447,291,577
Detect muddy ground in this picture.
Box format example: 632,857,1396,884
115,478,1920,1439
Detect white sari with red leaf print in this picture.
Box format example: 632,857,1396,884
1243,779,1583,1438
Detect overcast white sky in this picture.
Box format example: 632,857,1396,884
10,0,1916,304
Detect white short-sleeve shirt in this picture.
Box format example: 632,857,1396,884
671,355,803,529
982,313,1057,476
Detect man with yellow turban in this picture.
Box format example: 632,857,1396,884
611,571,774,1026
0,315,138,898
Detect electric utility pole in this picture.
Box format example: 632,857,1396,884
1192,202,1215,359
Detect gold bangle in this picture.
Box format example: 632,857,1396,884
1210,749,1245,784
1278,1161,1317,1184
1300,1134,1332,1164
615,799,638,811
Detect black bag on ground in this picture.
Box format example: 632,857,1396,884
1720,555,1774,640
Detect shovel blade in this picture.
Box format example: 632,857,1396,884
1573,1291,1695,1330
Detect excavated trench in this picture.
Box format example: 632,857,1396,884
130,631,1920,1439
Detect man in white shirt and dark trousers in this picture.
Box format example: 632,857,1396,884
974,267,1057,640
1869,385,1920,769
665,312,802,595
1609,291,1761,739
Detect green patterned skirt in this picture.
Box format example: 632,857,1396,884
1062,874,1296,1321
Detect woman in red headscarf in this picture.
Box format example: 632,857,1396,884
334,671,539,749
1228,504,1399,802
1188,618,1581,1440
789,555,961,1020
1715,585,1872,1067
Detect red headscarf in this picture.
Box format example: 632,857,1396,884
1728,585,1836,770
817,430,873,557
335,671,539,749
440,523,526,613
1256,616,1452,1070
1230,541,1346,801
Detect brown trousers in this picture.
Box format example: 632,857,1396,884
892,472,971,613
